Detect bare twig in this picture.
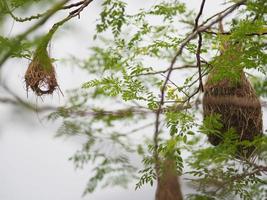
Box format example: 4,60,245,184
201,3,236,26
62,0,85,10
69,0,94,16
196,33,204,92
193,0,206,32
4,0,85,22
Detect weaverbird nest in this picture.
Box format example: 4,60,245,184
25,48,59,96
203,71,263,157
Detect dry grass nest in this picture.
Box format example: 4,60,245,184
203,71,263,158
156,159,183,200
25,51,60,96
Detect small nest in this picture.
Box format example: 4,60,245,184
203,71,263,157
25,49,59,96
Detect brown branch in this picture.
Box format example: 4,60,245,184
204,30,267,36
62,0,85,9
3,0,69,22
69,0,94,16
194,0,206,92
193,0,206,32
0,85,56,112
196,33,204,92
135,65,197,76
5,0,85,22
47,0,94,37
201,3,237,26
67,103,192,118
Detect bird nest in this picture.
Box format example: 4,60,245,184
25,49,59,96
203,71,263,158
156,159,183,200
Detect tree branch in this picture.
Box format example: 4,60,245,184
0,85,56,112
193,0,206,32
204,30,267,36
194,0,206,92
135,65,197,77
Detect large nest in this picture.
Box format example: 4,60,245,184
203,71,263,158
25,49,59,96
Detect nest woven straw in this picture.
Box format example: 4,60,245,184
203,70,263,157
156,159,183,200
25,48,59,96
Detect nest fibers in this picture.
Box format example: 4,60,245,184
156,159,183,200
25,48,59,96
203,71,263,158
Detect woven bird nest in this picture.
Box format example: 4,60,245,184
156,159,183,200
203,71,263,158
25,48,59,96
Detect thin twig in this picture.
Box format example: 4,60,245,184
196,33,204,92
62,0,85,9
69,0,94,15
201,3,235,26
4,0,85,22
193,0,206,32
194,0,206,92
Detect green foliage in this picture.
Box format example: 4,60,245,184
82,76,122,97
246,0,267,20
148,1,186,21
166,110,195,138
96,0,127,37
53,0,266,197
135,154,157,189
1,0,266,199
82,155,136,195
200,114,223,138
0,36,32,59
187,136,267,200
9,0,42,9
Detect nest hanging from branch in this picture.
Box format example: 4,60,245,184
156,159,183,200
203,70,263,158
25,47,59,96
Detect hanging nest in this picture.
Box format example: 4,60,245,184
25,47,59,96
156,159,183,200
203,70,263,158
